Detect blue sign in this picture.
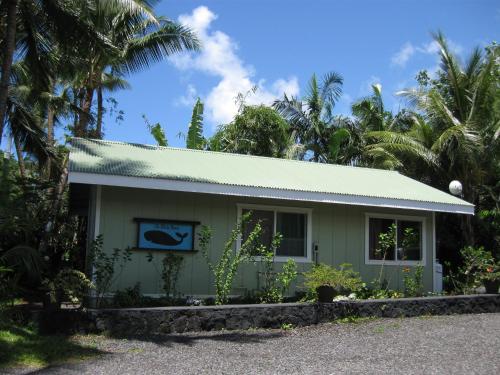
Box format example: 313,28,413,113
135,219,198,251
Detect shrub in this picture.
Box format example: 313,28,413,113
112,283,143,308
199,212,262,305
303,263,363,300
87,235,132,307
42,269,93,305
161,254,184,298
256,234,298,303
445,246,496,294
402,265,424,297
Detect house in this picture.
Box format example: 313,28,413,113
68,138,474,297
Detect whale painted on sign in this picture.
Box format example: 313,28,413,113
144,230,188,246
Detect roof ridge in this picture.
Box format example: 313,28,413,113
70,137,399,174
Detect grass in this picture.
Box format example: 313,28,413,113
280,323,295,331
334,316,377,324
0,322,104,369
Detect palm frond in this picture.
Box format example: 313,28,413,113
186,98,204,150
121,21,200,73
366,130,438,166
320,71,343,105
96,0,159,23
432,30,467,121
0,245,43,282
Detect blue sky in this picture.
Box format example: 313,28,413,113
99,0,499,147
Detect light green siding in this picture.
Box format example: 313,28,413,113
95,185,435,296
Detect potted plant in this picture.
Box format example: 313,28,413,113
303,263,363,303
483,263,500,294
42,269,94,310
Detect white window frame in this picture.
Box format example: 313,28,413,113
236,203,313,263
365,213,426,266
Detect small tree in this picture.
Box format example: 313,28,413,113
374,223,396,289
161,253,184,298
258,235,298,303
87,235,132,307
199,212,261,305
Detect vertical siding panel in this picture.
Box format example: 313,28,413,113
96,187,436,297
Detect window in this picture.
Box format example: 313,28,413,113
366,214,425,264
239,205,311,261
242,209,274,250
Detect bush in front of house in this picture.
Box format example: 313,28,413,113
41,269,94,309
161,253,184,298
88,235,132,307
199,211,263,305
303,263,363,301
445,246,500,294
256,234,298,303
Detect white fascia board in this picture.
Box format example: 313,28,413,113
68,172,475,215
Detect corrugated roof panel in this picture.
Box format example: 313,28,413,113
69,138,474,211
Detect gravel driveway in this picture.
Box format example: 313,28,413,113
7,313,500,375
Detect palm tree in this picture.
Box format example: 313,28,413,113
368,33,499,244
273,72,343,162
74,4,200,137
0,0,146,146
350,84,428,169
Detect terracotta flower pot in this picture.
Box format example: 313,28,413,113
317,285,336,303
484,280,500,294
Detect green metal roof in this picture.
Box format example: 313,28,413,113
69,138,474,214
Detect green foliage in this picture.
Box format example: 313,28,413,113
0,245,44,284
274,71,344,162
356,284,403,300
87,235,132,307
210,105,291,157
0,266,14,304
402,265,424,297
186,98,205,149
374,223,396,260
143,114,168,146
42,269,94,305
280,322,295,330
112,283,143,308
373,223,396,290
161,254,184,298
444,246,497,294
303,263,363,300
477,209,500,259
199,212,262,305
257,235,298,303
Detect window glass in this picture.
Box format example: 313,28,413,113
368,218,396,261
242,209,274,250
276,212,306,257
397,220,422,261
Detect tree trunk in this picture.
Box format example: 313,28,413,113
39,156,69,253
76,87,94,137
96,86,103,139
14,136,25,179
72,88,80,132
0,0,19,147
45,104,55,179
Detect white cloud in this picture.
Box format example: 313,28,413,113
175,84,198,107
391,42,416,67
391,39,463,68
171,6,299,126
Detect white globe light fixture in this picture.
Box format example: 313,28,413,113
449,180,463,196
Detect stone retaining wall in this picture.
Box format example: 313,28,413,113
36,294,500,335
